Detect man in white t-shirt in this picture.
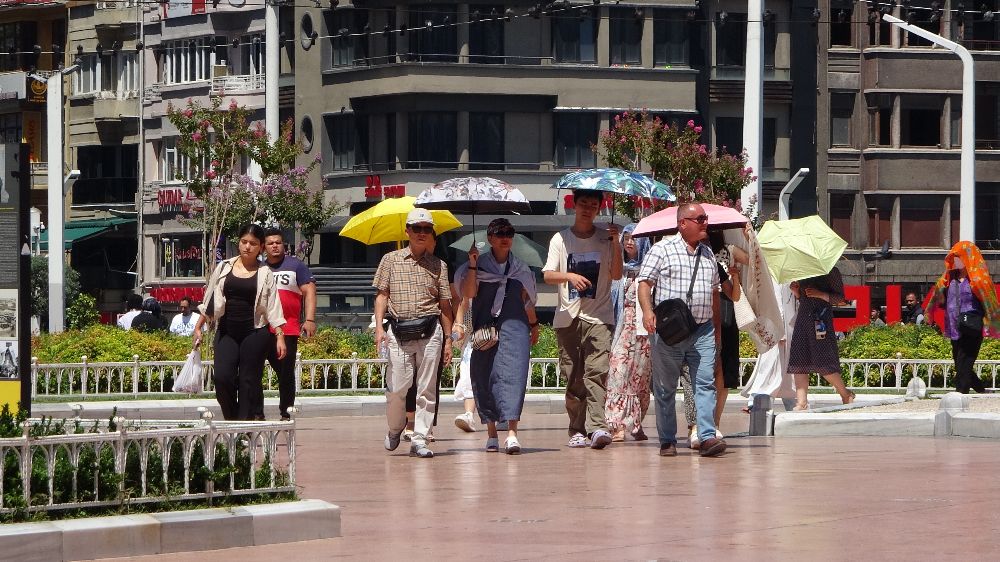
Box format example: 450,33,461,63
169,297,200,337
543,189,623,449
117,294,143,330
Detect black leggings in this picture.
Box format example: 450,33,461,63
952,334,986,394
214,325,271,420
267,335,299,417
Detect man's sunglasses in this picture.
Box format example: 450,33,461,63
491,229,516,238
409,225,435,234
681,215,709,225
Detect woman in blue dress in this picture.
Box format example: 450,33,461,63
453,219,540,454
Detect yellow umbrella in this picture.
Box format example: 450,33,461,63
340,196,462,245
758,215,848,284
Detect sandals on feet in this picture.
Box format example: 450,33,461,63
486,437,499,453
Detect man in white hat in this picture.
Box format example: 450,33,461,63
372,208,453,458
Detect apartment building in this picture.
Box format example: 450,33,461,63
292,0,814,315
816,0,1000,291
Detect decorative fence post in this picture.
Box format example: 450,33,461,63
350,352,359,390
132,354,141,396
20,422,31,508
80,355,89,397
30,357,38,398
295,351,302,393
895,353,904,389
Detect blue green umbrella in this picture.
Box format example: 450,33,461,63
552,168,676,201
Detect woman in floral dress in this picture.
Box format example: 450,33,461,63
605,224,653,441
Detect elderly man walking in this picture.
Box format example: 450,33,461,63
637,203,727,458
373,209,454,458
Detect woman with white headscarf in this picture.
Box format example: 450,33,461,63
604,223,654,441
453,219,540,454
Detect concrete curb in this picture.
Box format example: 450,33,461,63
773,392,1000,438
0,499,340,561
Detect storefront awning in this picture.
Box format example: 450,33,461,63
39,217,136,252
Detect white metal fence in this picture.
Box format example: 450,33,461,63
28,354,1000,399
0,416,294,516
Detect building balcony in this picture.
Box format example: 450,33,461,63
858,148,1000,192
210,74,265,97
93,93,140,121
318,63,698,112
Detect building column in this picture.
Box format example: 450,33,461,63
458,110,470,171
396,111,407,166
891,94,901,148
942,195,952,248
458,4,470,63
942,96,952,149
641,10,653,68
890,195,900,249
852,191,867,251
597,7,610,67
540,112,554,171
396,4,407,63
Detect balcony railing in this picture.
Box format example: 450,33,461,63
210,74,265,96
711,65,791,81
96,0,138,8
961,38,1000,51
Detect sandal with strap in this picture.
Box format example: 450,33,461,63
486,437,499,453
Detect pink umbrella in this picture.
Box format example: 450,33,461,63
632,203,749,238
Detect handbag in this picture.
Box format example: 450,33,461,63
654,251,702,346
173,349,203,394
959,310,984,336
732,290,757,330
389,315,439,342
470,324,499,351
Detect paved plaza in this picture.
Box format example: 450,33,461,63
100,407,999,561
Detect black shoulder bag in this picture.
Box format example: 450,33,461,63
653,250,702,346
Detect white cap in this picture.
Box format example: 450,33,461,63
406,208,435,226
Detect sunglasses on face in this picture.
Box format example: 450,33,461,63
409,225,434,235
682,214,709,225
491,229,515,238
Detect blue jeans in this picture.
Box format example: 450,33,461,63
651,321,718,444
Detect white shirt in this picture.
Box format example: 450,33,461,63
543,227,616,328
117,310,141,330
169,312,200,336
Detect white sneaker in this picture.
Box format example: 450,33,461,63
454,412,476,433
716,430,724,439
689,427,700,450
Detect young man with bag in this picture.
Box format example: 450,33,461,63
263,228,318,421
637,203,727,458
373,209,454,458
542,190,623,449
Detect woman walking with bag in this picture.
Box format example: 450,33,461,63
926,241,1000,394
193,224,287,420
453,219,540,454
604,223,652,441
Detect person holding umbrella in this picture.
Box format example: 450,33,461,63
543,189,623,449
453,219,540,453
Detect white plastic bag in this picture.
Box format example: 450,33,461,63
174,349,203,393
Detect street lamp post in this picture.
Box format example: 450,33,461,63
882,14,976,241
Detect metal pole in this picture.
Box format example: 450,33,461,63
883,14,975,241
46,72,64,333
265,0,280,140
741,0,764,218
778,167,810,221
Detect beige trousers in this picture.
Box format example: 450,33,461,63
385,323,442,447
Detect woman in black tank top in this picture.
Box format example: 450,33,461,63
193,224,287,420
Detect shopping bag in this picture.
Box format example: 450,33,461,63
173,349,203,393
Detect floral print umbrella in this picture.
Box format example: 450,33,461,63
552,168,676,201
414,177,532,214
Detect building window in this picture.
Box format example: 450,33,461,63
900,195,944,248
161,38,215,84
610,8,643,65
653,10,690,66
407,112,456,169
715,117,776,171
75,54,99,94
905,8,940,47
240,34,264,76
715,12,747,68
869,13,892,46
900,95,942,147
408,5,458,62
554,113,598,168
327,8,369,67
960,1,1000,50
867,93,892,146
159,138,193,183
160,234,204,279
829,193,854,244
553,10,597,63
324,114,360,171
866,194,893,249
830,5,853,47
0,21,36,72
74,145,138,204
976,87,999,149
470,112,504,171
975,183,1000,248
831,93,854,147
469,6,504,64
0,114,21,144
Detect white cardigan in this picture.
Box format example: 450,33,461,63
199,257,286,330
